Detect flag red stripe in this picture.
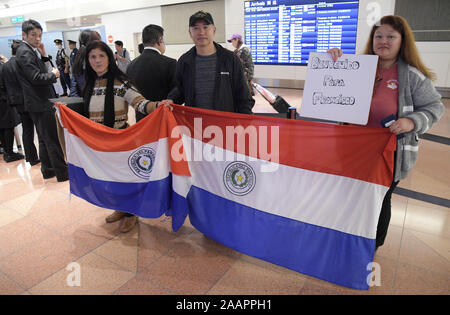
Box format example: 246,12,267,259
171,105,395,186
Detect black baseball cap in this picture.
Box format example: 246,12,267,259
189,11,214,27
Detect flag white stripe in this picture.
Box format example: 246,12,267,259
65,130,170,183
183,136,387,239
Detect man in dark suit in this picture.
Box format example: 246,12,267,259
0,57,24,163
15,19,68,182
2,39,40,165
126,24,176,122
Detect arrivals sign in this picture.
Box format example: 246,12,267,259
300,52,378,125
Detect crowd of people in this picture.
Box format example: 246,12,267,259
0,12,444,243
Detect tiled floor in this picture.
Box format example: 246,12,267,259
0,89,448,295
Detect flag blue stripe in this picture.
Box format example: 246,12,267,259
187,186,375,290
68,163,171,220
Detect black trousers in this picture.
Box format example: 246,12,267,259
29,110,67,179
18,110,39,162
0,128,14,155
58,68,71,95
375,156,399,248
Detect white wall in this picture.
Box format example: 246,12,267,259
416,42,450,88
0,26,20,37
101,7,162,58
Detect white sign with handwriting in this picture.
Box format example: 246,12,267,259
300,52,378,125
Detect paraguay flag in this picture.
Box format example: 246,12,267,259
56,104,191,232
57,103,396,290
171,105,396,290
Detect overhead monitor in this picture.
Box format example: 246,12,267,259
244,0,359,65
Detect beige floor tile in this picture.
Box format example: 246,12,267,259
114,276,174,295
398,230,450,275
0,217,55,260
427,99,450,138
29,253,135,295
208,259,306,295
0,272,25,295
140,215,195,235
0,233,88,289
137,219,193,272
27,194,97,232
58,208,122,251
140,237,236,294
409,230,450,261
0,204,24,228
397,175,412,191
393,263,450,295
94,224,139,272
404,199,450,238
374,225,403,260
299,282,341,295
38,179,71,192
1,188,67,216
0,180,37,204
187,230,243,260
0,178,21,186
404,139,450,199
390,194,408,227
1,188,43,215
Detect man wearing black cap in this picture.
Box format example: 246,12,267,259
54,39,70,96
165,10,253,114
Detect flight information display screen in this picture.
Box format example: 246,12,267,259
244,0,359,65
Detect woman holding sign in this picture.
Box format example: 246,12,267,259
328,15,444,250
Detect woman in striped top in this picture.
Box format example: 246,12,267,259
83,40,160,232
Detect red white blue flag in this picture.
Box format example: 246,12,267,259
56,104,396,290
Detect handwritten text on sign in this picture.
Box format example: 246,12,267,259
300,53,378,125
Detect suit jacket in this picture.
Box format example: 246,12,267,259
15,41,57,112
0,62,20,128
126,48,177,103
2,57,24,108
